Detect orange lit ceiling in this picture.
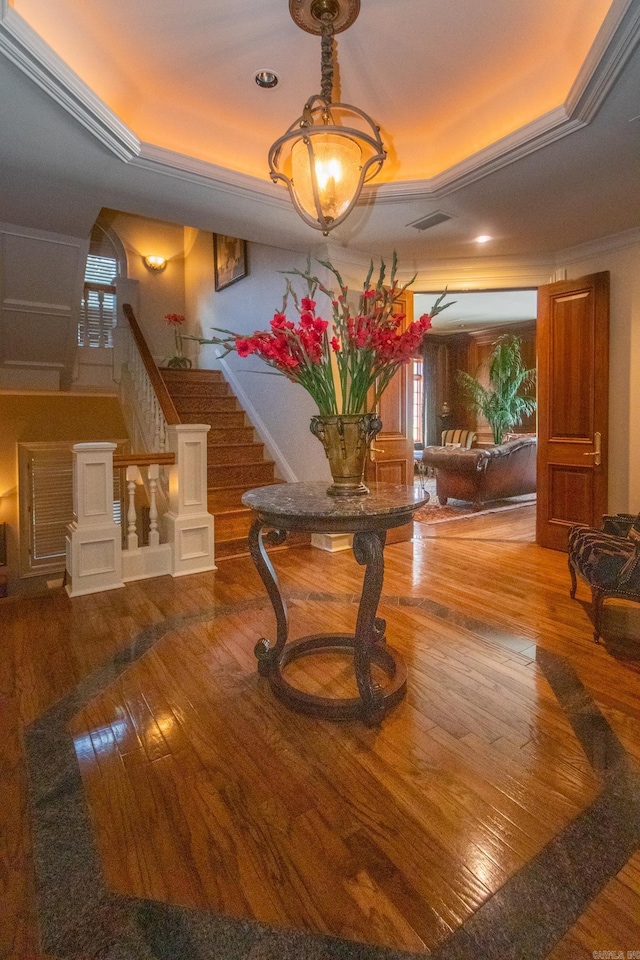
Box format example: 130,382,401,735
13,0,614,183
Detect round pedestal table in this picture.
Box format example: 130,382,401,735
242,481,429,726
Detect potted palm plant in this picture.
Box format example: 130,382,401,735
457,334,536,445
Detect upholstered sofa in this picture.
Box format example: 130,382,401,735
421,436,536,509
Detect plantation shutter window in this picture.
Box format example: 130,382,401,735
27,449,74,568
20,444,125,575
79,254,117,348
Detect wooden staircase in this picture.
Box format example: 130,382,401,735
161,368,287,559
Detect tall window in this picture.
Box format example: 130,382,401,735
412,358,425,446
79,254,117,347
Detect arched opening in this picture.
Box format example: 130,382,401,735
79,218,127,348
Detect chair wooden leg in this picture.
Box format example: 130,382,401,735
591,586,605,643
568,558,577,599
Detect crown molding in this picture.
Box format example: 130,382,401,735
554,226,640,265
1,0,638,208
366,107,581,204
132,144,288,212
0,5,139,162
365,0,640,205
409,255,555,291
566,0,640,121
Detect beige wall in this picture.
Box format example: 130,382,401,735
557,238,640,513
101,210,188,360
0,394,127,582
183,226,214,367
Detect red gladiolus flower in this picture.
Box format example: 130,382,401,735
190,256,451,416
236,338,255,357
164,313,185,326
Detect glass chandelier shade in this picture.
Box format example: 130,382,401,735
291,132,361,225
268,2,386,235
270,97,385,234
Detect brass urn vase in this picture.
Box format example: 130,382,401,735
310,413,382,496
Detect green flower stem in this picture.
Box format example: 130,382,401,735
188,255,454,418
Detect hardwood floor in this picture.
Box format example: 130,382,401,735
2,509,639,959
414,502,537,541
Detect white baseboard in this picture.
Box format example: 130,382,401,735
311,533,353,552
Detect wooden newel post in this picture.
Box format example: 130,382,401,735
65,442,124,597
164,424,216,576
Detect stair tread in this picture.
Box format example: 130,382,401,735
209,459,274,469
215,531,310,560
208,441,263,449
161,369,223,377
208,480,281,492
208,478,274,487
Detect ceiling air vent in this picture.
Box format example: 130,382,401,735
407,211,453,232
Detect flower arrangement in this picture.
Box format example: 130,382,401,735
193,255,451,414
164,313,192,369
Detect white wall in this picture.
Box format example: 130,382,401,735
557,234,640,512
103,210,187,360
0,221,88,390
109,213,640,509
184,238,333,483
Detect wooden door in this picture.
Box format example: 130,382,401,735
536,272,609,550
365,291,415,543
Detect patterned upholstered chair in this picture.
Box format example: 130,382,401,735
441,429,477,449
568,512,640,643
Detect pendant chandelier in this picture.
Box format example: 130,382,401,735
268,0,386,236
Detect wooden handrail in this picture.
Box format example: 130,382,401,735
122,303,181,425
113,453,176,469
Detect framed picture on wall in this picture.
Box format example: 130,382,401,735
213,234,248,291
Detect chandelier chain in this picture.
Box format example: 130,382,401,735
320,17,335,103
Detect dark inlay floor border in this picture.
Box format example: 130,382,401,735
25,592,640,959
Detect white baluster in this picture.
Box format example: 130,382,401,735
148,464,160,547
126,465,139,551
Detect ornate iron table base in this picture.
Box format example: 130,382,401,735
243,482,427,726
256,630,407,725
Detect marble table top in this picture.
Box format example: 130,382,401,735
242,481,429,532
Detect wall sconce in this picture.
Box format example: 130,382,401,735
143,255,167,273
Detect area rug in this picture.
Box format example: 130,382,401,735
414,477,536,523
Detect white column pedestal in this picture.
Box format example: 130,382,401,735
164,424,216,576
66,442,124,597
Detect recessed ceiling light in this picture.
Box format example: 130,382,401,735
255,70,279,89
475,235,492,243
